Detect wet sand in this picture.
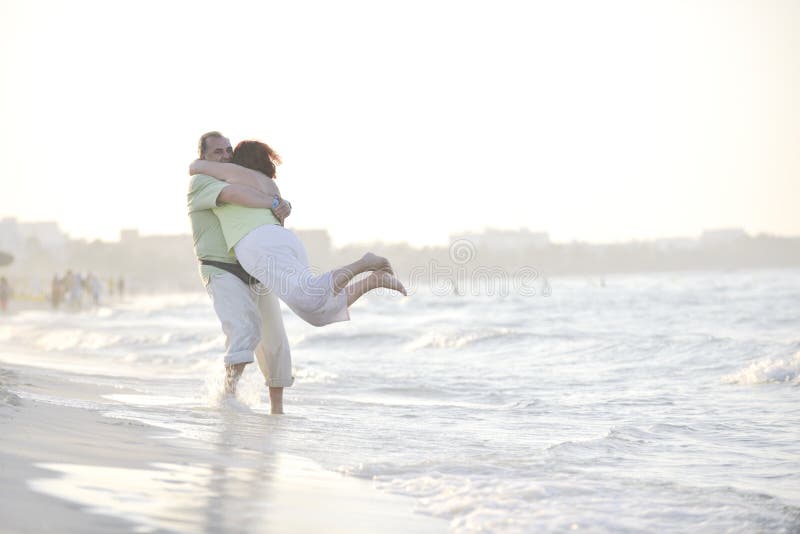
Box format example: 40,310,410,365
0,363,447,533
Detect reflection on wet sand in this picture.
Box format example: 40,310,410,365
202,409,278,533
24,404,444,533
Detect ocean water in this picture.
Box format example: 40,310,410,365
2,269,799,532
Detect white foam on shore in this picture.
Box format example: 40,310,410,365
723,352,800,385
103,394,197,407
199,364,266,410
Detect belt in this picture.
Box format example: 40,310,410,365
200,259,256,286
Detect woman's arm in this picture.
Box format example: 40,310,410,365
218,184,289,225
190,160,280,197
218,184,279,210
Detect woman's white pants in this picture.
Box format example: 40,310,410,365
235,224,350,327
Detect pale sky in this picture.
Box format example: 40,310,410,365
1,0,797,247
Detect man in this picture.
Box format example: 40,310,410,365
0,277,10,312
187,131,293,414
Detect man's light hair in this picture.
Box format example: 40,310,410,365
198,131,225,158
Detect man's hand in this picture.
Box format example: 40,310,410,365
273,198,292,225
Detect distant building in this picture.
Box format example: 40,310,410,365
654,237,697,252
18,221,68,249
701,228,748,245
120,228,140,242
295,229,333,266
295,229,331,251
0,217,69,265
450,228,550,254
0,218,22,255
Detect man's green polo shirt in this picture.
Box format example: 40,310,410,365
187,174,237,285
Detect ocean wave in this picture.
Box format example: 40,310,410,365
28,328,219,357
406,328,535,351
542,423,708,462
375,471,549,532
369,385,461,398
35,330,124,352
723,352,800,385
294,330,409,348
502,398,543,411
370,469,800,533
0,389,22,407
292,366,339,384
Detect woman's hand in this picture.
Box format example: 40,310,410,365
273,198,292,225
189,159,231,180
189,159,205,176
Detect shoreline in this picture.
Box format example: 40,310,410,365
0,362,447,533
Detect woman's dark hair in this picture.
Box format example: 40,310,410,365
232,140,282,178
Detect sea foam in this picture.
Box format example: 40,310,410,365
723,352,800,385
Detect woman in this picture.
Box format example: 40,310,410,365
190,140,407,327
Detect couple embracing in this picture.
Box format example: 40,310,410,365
186,132,406,414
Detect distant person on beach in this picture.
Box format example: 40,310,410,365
65,270,83,310
188,131,294,413
117,277,125,299
86,273,101,306
0,277,11,312
190,139,407,328
50,274,64,309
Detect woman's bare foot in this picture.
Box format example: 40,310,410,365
344,269,408,306
362,252,394,274
370,270,407,295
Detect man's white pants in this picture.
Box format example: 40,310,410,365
235,224,350,327
206,271,294,387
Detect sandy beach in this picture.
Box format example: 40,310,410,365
0,361,447,533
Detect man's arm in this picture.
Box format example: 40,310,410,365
189,160,280,197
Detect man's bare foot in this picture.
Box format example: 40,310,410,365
269,387,284,415
362,252,394,274
224,363,246,395
370,270,407,295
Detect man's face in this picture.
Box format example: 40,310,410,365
203,136,233,162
